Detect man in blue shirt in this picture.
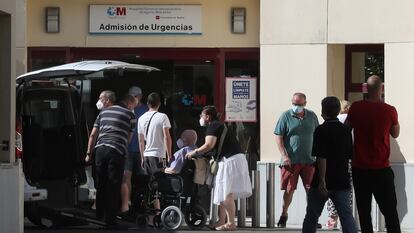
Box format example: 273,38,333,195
274,92,319,228
121,86,148,213
165,129,197,174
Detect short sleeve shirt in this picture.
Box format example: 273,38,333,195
206,121,242,160
137,111,171,158
274,109,319,165
168,145,196,173
128,104,149,152
94,104,136,156
347,100,398,169
311,119,353,190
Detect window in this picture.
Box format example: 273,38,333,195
345,45,384,102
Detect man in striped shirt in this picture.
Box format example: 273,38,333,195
85,91,137,227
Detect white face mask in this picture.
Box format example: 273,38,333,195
176,138,184,149
199,118,207,127
291,105,304,114
96,100,104,110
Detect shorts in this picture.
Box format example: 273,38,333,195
125,151,145,175
280,164,315,192
143,156,164,175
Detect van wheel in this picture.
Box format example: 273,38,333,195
26,203,45,227
25,203,60,228
27,214,44,227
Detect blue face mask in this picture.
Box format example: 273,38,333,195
292,105,304,114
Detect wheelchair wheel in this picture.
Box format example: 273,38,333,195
161,206,183,230
184,204,207,230
135,214,147,229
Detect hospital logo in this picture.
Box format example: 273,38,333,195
107,7,127,17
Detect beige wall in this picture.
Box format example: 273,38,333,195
328,0,414,43
27,0,259,48
0,0,16,163
15,0,26,76
385,43,414,163
0,1,24,232
260,44,327,162
260,0,413,163
327,44,345,98
261,0,327,44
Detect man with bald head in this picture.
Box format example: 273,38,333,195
165,129,197,174
346,75,401,233
274,92,319,227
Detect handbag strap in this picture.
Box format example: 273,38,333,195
145,112,157,139
214,124,227,160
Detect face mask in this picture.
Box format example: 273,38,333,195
292,105,304,114
176,138,184,149
199,118,207,127
96,100,104,110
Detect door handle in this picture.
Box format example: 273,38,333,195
0,140,9,151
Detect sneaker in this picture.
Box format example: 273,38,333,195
117,210,133,222
277,215,288,228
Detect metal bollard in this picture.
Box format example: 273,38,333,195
237,198,246,227
266,163,275,228
251,170,260,227
209,187,218,225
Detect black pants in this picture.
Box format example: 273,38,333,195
143,156,164,175
95,146,125,224
352,167,401,233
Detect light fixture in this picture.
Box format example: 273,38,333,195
231,7,246,34
45,7,60,33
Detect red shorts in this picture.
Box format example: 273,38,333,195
280,164,315,192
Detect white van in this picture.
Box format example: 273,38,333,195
16,60,158,227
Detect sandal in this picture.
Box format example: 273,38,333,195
209,222,225,230
216,223,237,231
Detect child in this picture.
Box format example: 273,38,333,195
164,129,197,174
302,97,357,233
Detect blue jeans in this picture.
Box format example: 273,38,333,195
302,188,357,233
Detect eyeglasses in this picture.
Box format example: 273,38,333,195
292,103,305,107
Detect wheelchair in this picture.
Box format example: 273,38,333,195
132,163,207,230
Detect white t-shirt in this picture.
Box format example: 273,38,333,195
337,113,348,123
137,111,171,158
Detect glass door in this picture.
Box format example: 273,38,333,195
171,62,215,144
345,45,384,102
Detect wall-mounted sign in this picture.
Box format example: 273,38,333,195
225,77,257,122
89,5,202,35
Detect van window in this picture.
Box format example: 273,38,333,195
25,99,65,129
23,89,76,127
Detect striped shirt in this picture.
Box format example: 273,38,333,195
94,104,136,156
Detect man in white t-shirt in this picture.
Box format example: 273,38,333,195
137,92,172,218
137,92,172,176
